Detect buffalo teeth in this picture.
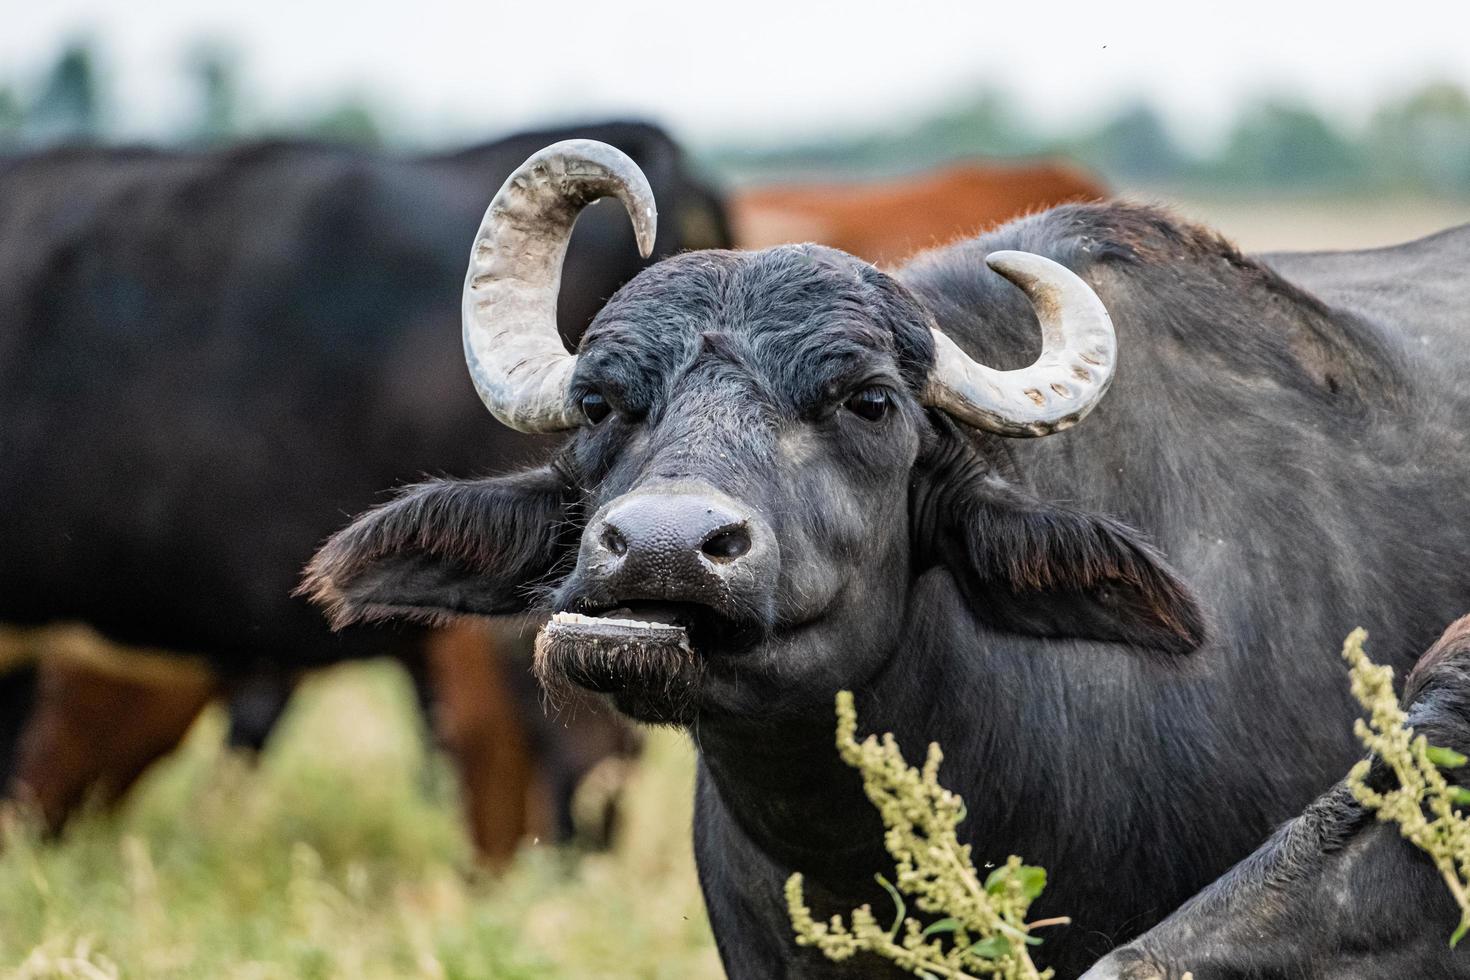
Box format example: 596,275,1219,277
550,611,685,633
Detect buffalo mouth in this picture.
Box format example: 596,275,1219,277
534,600,756,723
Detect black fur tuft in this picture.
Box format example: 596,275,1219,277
299,464,576,628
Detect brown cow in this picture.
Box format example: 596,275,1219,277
730,159,1106,266
417,621,641,865
0,624,638,868
1,626,217,830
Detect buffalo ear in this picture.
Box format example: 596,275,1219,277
300,465,574,628
914,422,1206,655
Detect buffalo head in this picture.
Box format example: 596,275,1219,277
303,141,1204,725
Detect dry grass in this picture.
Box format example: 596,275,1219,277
0,661,721,979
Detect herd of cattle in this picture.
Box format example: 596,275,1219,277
3,121,1469,978
0,121,1095,859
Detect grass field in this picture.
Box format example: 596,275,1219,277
0,661,723,979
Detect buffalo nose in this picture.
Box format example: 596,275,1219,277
600,525,629,557
598,494,754,571
701,524,752,561
577,486,777,622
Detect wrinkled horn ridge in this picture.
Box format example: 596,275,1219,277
923,250,1117,437
462,139,658,432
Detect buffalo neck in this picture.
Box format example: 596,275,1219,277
681,567,1237,941
691,706,887,883
687,573,996,890
681,567,1310,978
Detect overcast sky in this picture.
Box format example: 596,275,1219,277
5,0,1469,148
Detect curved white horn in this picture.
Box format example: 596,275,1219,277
462,139,657,432
922,250,1117,437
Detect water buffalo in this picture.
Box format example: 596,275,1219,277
0,122,725,860
731,159,1105,265
1084,615,1470,980
303,140,1470,975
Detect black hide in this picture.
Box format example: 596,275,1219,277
310,204,1470,977
1084,616,1470,980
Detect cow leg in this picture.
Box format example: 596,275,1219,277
0,663,39,795
0,630,40,791
512,664,643,849
225,666,299,755
9,630,216,831
421,621,535,869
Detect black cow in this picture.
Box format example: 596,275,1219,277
304,140,1470,976
0,122,727,859
1084,615,1470,980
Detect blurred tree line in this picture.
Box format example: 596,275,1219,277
716,88,1470,198
3,39,1469,198
0,39,382,150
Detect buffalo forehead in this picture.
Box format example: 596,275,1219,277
579,250,909,409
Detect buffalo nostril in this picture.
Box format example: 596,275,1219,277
701,525,751,562
600,525,628,557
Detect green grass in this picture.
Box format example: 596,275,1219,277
0,662,722,979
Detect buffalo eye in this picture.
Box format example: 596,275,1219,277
845,386,890,422
581,392,611,425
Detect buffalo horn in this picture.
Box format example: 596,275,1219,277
922,250,1117,436
462,139,656,432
